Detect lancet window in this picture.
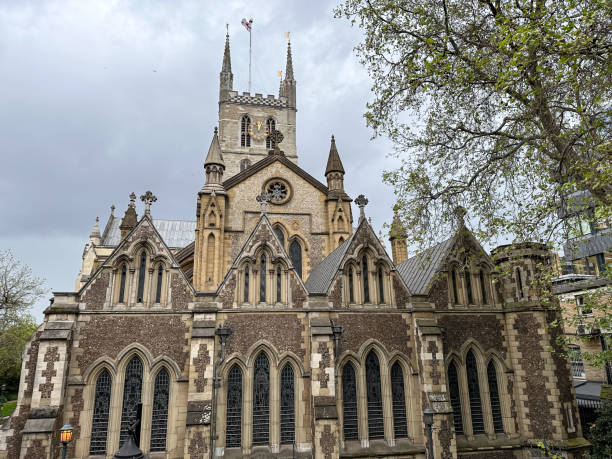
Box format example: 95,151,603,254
391,363,408,439
155,265,163,303
466,351,484,434
241,115,251,147
487,361,504,433
119,356,143,446
244,265,250,303
366,351,384,439
137,251,147,303
378,267,385,304
362,256,370,303
342,363,359,441
260,255,267,303
451,269,459,304
479,269,487,304
464,268,474,305
266,118,276,149
252,353,270,445
226,365,243,448
448,361,463,434
150,368,170,451
118,264,127,303
290,240,302,279
276,267,282,303
280,364,295,444
89,369,112,455
516,268,524,298
348,266,355,303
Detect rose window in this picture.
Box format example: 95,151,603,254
265,179,291,204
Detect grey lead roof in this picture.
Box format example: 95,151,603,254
305,234,354,295
102,218,196,248
563,229,612,260
396,237,455,296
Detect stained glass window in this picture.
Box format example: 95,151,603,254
280,364,295,444
451,269,458,304
276,267,282,303
342,363,358,441
290,240,302,279
366,351,384,439
466,351,484,434
150,368,169,451
349,267,355,303
487,361,504,433
479,270,487,304
391,363,408,439
465,268,473,304
448,362,463,434
137,251,147,303
241,115,251,147
362,256,370,303
120,356,143,446
244,265,249,303
378,267,385,304
155,265,163,303
90,369,112,455
260,255,266,303
266,118,276,149
226,365,242,448
119,264,127,303
252,353,270,445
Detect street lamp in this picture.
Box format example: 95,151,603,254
59,424,73,459
423,408,434,459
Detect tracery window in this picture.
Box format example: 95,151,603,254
90,369,112,455
266,118,276,149
244,265,250,303
479,270,487,304
252,353,270,445
226,365,243,448
137,251,147,303
150,368,170,451
378,267,385,304
464,268,474,304
155,265,163,303
119,264,127,303
342,363,359,441
487,361,504,434
451,269,459,304
448,361,463,434
290,240,302,279
280,364,295,444
466,351,484,434
366,351,384,439
260,255,267,302
241,115,251,147
348,267,355,303
391,362,408,439
362,256,370,303
119,356,143,446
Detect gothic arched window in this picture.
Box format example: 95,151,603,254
155,265,163,303
342,363,358,441
119,264,127,303
226,365,242,448
240,158,251,171
391,362,408,439
366,351,384,439
516,268,524,298
464,268,474,304
274,226,285,249
448,361,463,434
119,356,143,446
348,266,355,303
378,267,385,304
90,369,112,455
276,266,282,303
479,269,487,304
451,269,459,304
487,361,504,433
252,353,270,445
466,351,484,434
266,118,276,149
150,368,170,451
260,255,267,303
244,265,249,303
241,115,251,147
362,256,370,303
280,364,295,444
137,251,147,303
290,240,302,279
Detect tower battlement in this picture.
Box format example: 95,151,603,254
226,91,288,108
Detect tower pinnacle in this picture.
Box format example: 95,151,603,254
280,39,296,108
219,31,233,100
325,135,345,192
285,40,294,81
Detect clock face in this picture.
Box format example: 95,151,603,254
249,118,272,141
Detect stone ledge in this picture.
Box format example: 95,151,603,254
340,439,425,457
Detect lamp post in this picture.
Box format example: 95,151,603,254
423,408,434,459
59,424,73,459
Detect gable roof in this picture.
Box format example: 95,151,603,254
102,217,196,248
222,153,329,194
396,237,455,296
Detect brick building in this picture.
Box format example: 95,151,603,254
0,33,589,458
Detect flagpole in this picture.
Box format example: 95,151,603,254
248,27,252,93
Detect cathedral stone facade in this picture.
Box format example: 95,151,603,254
1,33,589,459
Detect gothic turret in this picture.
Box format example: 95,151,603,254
280,40,296,109
119,192,138,239
204,127,225,185
389,213,408,265
219,32,233,101
325,135,345,192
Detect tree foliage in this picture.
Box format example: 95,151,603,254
336,0,611,246
0,315,38,389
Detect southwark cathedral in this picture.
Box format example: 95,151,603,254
1,33,589,459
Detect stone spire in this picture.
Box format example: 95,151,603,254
89,216,101,245
204,127,225,184
325,135,345,192
119,192,138,239
219,30,233,101
280,40,296,108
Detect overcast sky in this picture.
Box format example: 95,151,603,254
0,0,405,322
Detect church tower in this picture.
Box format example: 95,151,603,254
325,135,353,251
217,34,297,177
194,127,227,291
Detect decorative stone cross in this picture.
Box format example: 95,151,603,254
269,129,284,155
355,194,369,223
256,191,272,214
128,192,136,208
454,205,467,229
140,191,157,216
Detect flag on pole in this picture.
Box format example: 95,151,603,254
278,71,282,78
241,18,252,31
285,31,290,39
